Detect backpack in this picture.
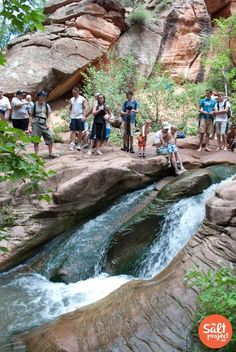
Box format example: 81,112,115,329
217,100,231,119
33,102,49,118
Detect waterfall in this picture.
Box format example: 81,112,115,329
0,175,234,351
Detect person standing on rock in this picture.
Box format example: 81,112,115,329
11,90,29,131
29,90,57,158
198,89,216,152
68,87,87,151
88,94,111,155
214,92,231,151
0,88,11,121
121,90,139,153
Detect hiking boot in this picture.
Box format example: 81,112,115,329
167,161,172,168
76,144,81,151
121,146,127,152
87,149,92,155
96,150,103,155
142,153,146,158
129,147,135,153
137,152,142,158
69,142,76,151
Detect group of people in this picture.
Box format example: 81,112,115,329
0,88,57,158
198,89,236,152
68,88,140,156
1,85,235,168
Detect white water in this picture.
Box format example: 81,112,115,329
0,176,234,350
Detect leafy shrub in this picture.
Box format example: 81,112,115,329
0,121,55,201
0,205,16,229
83,53,135,117
59,108,68,121
127,6,153,26
185,266,236,351
109,129,123,146
155,0,173,14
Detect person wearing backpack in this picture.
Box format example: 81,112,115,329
121,90,139,153
29,91,58,158
214,92,231,151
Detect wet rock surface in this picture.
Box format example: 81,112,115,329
21,177,236,352
0,141,236,272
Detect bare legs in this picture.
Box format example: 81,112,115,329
198,133,211,152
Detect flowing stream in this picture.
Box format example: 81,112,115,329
0,175,234,351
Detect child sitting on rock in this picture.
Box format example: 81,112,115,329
167,125,186,174
227,124,236,152
138,120,151,158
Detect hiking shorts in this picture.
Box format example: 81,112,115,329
215,121,227,135
199,118,213,135
70,118,84,132
167,143,177,153
156,146,169,155
12,119,29,131
32,123,53,145
122,121,135,137
106,127,111,140
138,135,147,148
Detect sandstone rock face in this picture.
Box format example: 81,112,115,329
21,178,236,352
0,0,125,101
204,0,236,18
116,0,212,82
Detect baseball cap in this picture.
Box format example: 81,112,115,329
162,121,171,130
37,90,48,97
16,89,25,95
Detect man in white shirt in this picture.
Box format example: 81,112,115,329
214,92,231,151
0,88,11,120
11,90,29,130
68,87,87,151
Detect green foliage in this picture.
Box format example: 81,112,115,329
155,0,173,14
127,6,153,26
173,81,208,133
185,265,236,351
0,121,55,201
0,0,45,63
202,14,236,96
59,108,69,121
83,53,135,116
136,65,175,124
109,129,123,146
0,205,16,229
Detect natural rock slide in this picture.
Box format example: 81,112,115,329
20,169,236,352
1,137,236,271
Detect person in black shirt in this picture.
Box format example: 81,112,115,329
88,94,111,155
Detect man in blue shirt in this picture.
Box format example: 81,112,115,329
121,90,139,153
198,89,216,152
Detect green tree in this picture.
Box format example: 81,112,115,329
0,0,45,64
203,14,236,96
82,53,135,116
